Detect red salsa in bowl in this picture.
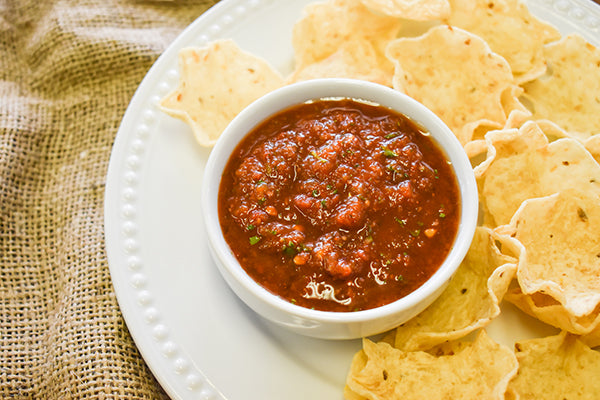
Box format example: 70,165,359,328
218,98,460,312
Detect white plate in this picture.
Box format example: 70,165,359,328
104,1,600,399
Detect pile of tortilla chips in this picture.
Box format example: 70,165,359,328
160,0,600,398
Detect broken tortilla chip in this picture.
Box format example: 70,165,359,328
159,39,284,147
346,330,517,400
393,227,517,352
386,25,520,145
507,332,600,400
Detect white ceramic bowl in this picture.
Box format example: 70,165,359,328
201,78,478,340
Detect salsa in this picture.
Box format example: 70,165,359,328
218,98,460,312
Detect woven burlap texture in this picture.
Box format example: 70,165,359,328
0,0,218,398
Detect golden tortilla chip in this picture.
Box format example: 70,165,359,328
393,227,517,352
507,332,600,400
585,134,600,165
474,118,570,175
343,386,366,400
496,189,600,317
292,0,400,85
386,25,520,145
502,110,531,131
359,0,450,20
468,85,533,143
346,330,517,400
286,42,391,86
465,139,489,168
505,286,600,336
521,34,600,141
160,39,284,147
579,326,600,349
500,85,532,130
447,0,561,83
534,119,571,142
475,121,600,227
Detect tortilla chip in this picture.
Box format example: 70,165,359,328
502,110,532,131
465,139,489,168
447,0,561,83
475,121,600,227
159,39,284,147
584,134,600,165
505,286,600,336
346,330,517,400
393,227,517,352
343,385,367,400
468,85,532,142
579,327,600,349
359,0,450,20
499,85,532,128
507,332,600,400
535,119,571,142
292,0,400,85
496,189,600,317
286,42,391,86
386,25,520,145
521,34,600,141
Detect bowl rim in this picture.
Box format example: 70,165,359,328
201,78,478,324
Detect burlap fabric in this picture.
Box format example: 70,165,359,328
0,0,218,398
